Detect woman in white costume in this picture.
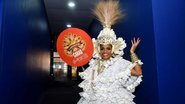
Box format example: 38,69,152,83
77,0,143,104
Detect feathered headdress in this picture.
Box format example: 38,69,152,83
92,0,126,58
93,0,123,28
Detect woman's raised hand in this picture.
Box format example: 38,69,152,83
130,37,141,53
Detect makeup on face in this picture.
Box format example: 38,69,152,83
100,44,112,60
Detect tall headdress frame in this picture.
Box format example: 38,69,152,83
92,0,127,58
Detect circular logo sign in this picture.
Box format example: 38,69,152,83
56,28,94,66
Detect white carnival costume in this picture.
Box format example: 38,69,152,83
77,0,143,104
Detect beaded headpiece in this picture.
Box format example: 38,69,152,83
92,0,126,58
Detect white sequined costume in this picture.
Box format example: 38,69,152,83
77,0,143,103
77,56,143,104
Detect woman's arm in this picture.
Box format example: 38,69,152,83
131,64,142,76
130,37,142,76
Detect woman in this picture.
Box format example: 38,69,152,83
77,37,143,104
77,1,143,104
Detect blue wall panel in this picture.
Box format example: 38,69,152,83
0,0,3,72
0,0,50,104
152,0,185,104
88,0,159,104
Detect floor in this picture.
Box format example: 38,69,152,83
39,80,82,104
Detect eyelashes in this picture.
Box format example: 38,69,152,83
100,44,112,51
100,47,112,51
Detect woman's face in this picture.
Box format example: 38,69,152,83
100,44,112,60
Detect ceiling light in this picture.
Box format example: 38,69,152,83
66,24,72,28
68,2,75,8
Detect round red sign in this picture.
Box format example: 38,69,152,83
56,28,94,66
